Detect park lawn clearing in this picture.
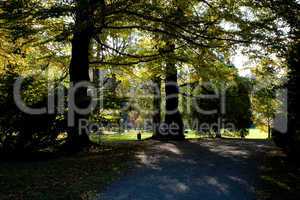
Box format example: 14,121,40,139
90,131,203,143
90,129,268,143
90,131,153,143
0,143,145,200
222,128,268,139
246,129,268,139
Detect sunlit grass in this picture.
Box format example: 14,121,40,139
221,128,268,139
90,128,268,143
186,128,268,140
90,131,153,143
184,130,202,139
90,130,202,143
247,129,268,139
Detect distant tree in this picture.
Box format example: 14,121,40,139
251,59,285,139
184,67,252,138
226,76,253,138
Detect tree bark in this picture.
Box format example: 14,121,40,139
164,53,184,139
152,76,161,137
153,41,184,140
287,42,300,157
67,0,94,149
267,119,271,139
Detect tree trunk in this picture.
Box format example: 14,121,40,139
67,1,94,149
164,56,184,139
267,119,271,139
216,114,222,138
287,42,300,157
152,76,161,137
153,42,184,140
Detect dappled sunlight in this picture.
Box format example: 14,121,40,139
205,176,229,194
217,148,250,158
135,142,184,169
156,143,183,155
198,141,252,159
136,151,162,170
227,176,253,189
98,139,275,200
159,177,190,193
0,0,296,199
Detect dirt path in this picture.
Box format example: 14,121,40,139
98,139,274,200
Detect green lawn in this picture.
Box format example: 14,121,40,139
89,130,205,143
222,128,268,139
90,128,268,143
90,131,153,143
246,129,268,139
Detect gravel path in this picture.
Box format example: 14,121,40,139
98,139,273,200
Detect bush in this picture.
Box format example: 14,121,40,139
0,70,67,153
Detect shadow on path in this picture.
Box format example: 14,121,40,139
98,139,274,200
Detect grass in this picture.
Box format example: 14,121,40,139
90,130,204,143
246,129,268,139
221,128,268,139
0,143,144,200
90,131,153,143
90,128,268,143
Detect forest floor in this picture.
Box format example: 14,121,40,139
98,139,276,200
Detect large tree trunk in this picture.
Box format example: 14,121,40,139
164,58,184,139
267,119,271,139
67,1,94,149
152,76,161,137
287,42,300,158
153,42,184,140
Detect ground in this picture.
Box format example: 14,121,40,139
98,139,273,200
0,143,143,200
256,147,300,200
1,131,298,200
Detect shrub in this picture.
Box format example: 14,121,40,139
0,70,67,153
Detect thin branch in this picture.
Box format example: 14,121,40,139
104,25,221,48
89,56,160,66
93,36,161,59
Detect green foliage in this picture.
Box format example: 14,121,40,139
226,76,253,131
0,0,296,148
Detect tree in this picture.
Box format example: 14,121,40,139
286,42,300,157
184,65,252,138
66,0,99,149
2,0,297,149
254,0,300,156
0,1,70,152
251,58,284,139
226,76,252,138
